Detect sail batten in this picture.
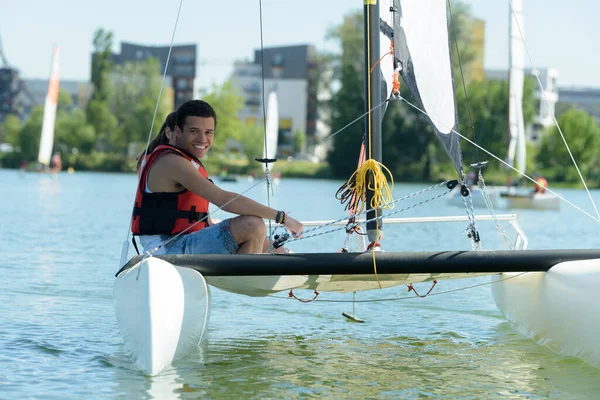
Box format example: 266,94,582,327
37,46,60,166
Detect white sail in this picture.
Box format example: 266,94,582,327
508,0,526,173
399,0,456,135
37,46,60,166
262,91,279,172
379,0,395,101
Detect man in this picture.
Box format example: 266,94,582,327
131,99,303,255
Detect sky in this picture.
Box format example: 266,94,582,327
1,0,599,90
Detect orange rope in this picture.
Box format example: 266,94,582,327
288,289,320,303
407,280,438,298
369,49,394,73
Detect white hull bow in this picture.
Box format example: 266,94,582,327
113,257,211,375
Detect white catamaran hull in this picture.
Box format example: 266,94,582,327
501,192,560,210
113,257,211,375
492,259,600,368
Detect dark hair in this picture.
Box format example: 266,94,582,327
175,99,217,131
136,111,177,171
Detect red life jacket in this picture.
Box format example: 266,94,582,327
131,145,210,235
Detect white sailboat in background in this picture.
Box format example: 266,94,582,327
263,90,280,184
500,0,559,210
37,45,61,174
114,0,600,376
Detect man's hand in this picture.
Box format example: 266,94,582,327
282,214,304,238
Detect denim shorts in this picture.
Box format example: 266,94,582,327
161,218,239,255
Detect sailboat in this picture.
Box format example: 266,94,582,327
114,0,600,376
37,45,61,174
263,90,280,185
499,0,559,210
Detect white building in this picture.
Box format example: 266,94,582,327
230,44,324,159
486,67,559,142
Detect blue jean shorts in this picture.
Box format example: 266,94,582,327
162,218,239,255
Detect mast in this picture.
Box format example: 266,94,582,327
507,0,526,175
364,0,383,244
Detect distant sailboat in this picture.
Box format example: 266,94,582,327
37,45,60,173
263,90,280,184
500,0,559,210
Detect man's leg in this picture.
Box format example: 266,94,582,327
229,215,267,254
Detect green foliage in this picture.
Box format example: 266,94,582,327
2,114,22,147
238,122,265,163
86,99,117,149
203,81,245,154
16,106,44,160
328,62,365,177
66,151,127,172
276,160,332,178
55,109,96,154
108,58,171,152
293,129,305,154
90,28,113,102
537,108,600,184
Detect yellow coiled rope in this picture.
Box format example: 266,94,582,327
337,159,395,215
336,159,395,289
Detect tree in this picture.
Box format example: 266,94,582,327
238,123,265,165
328,62,365,177
293,129,305,154
55,109,96,154
90,28,113,102
2,115,22,148
16,106,44,160
87,28,114,149
202,81,245,154
108,58,171,152
537,108,600,183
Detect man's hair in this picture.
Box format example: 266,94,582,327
176,100,217,130
135,111,177,171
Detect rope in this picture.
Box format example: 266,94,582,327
407,280,437,298
288,289,319,303
267,272,530,303
336,159,395,215
285,181,452,244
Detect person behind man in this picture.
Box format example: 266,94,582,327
136,111,177,172
131,99,303,255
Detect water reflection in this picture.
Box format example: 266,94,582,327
112,329,600,399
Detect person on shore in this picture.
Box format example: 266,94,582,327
131,99,303,255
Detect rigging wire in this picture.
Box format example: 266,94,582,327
447,0,479,165
119,0,184,266
257,0,275,239
507,0,600,221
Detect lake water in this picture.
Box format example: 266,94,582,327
1,168,600,399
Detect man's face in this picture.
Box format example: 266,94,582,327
173,116,215,159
